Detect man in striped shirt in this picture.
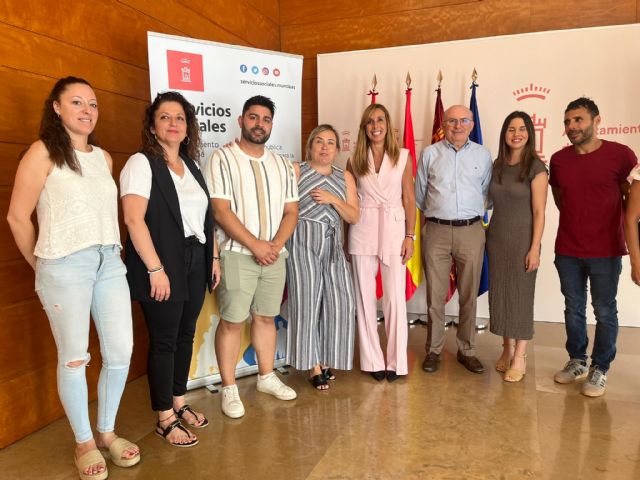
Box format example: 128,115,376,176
204,95,299,419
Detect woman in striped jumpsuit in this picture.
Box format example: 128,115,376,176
286,124,359,390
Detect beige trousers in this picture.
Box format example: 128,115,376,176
422,221,485,356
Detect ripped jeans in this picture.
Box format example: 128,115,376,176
35,245,133,443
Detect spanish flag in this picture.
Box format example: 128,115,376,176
403,84,422,300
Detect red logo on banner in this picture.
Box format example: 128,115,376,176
167,50,204,92
512,83,550,101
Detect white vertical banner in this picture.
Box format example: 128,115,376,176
147,32,303,388
318,24,640,327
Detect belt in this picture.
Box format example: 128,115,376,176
427,216,481,227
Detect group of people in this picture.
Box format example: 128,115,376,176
6,76,639,479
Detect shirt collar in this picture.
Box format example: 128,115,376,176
444,138,471,152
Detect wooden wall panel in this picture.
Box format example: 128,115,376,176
247,0,281,24
0,0,178,68
0,260,37,305
0,190,25,262
0,0,282,448
121,0,250,48
0,300,61,384
530,0,636,31
281,0,480,25
0,143,27,187
182,0,280,50
0,23,149,100
281,0,529,58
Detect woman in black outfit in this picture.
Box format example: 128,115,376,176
120,91,220,447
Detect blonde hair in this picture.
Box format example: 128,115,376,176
305,124,340,162
350,104,399,177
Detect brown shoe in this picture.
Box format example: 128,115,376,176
422,353,440,373
457,351,485,374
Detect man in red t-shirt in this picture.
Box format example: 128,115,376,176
549,97,637,398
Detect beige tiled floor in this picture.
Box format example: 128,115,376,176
1,322,639,479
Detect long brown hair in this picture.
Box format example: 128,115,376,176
305,124,340,162
141,91,201,163
39,76,98,174
494,111,540,183
350,104,400,177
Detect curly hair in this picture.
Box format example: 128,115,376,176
141,91,201,162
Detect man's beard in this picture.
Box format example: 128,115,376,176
241,126,270,145
568,125,594,146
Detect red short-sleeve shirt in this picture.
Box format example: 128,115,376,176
549,140,637,258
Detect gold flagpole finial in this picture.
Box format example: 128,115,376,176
372,74,378,90
436,70,443,87
405,72,412,88
472,68,478,83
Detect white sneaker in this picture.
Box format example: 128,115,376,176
582,367,607,397
221,384,245,418
554,359,588,384
256,372,297,400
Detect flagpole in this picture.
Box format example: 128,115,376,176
367,74,378,104
467,68,490,330
403,71,423,325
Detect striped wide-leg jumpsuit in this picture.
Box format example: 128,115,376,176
285,163,355,371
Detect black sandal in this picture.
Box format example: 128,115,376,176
321,368,336,381
174,404,209,429
310,374,329,390
155,419,199,448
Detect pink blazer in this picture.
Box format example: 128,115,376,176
349,148,408,266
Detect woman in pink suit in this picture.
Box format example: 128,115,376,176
347,103,416,382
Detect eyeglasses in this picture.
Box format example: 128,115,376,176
445,118,472,126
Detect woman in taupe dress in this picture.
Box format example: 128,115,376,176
487,111,548,382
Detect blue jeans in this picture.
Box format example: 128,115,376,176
554,255,622,373
35,245,133,443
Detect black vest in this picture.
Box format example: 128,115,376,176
124,152,214,302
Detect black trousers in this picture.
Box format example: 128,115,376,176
140,240,207,411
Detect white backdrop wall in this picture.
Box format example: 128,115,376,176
318,24,640,327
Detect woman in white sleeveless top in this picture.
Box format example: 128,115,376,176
7,77,139,480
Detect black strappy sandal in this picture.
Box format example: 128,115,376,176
174,404,209,429
310,374,329,390
321,368,336,381
155,420,199,448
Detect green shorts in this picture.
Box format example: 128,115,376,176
217,250,287,323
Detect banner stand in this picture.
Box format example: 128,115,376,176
146,32,302,390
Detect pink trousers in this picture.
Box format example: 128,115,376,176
351,255,408,375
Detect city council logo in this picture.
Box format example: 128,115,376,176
166,50,204,92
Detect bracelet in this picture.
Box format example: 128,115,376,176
147,265,164,275
405,234,416,240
